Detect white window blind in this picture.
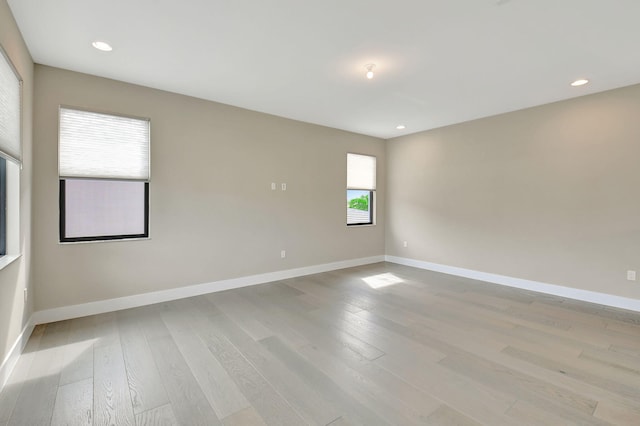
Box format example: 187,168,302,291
59,107,150,180
347,153,376,190
0,48,21,163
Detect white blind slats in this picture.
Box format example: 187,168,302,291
347,153,376,190
0,49,21,163
59,108,150,180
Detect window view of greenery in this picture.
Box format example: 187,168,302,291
347,189,372,225
349,193,369,210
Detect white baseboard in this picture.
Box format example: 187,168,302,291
0,318,34,393
32,255,385,325
385,255,640,313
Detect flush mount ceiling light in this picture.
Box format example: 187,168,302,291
365,64,376,79
92,41,113,52
396,124,406,130
571,78,589,87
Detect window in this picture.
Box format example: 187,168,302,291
59,107,150,242
0,45,21,261
347,153,376,226
0,157,6,256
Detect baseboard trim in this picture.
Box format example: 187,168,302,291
32,255,385,325
385,255,640,313
0,318,34,393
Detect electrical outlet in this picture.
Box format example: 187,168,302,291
281,183,287,191
627,270,636,281
403,241,408,248
23,288,28,303
271,182,276,190
281,250,286,258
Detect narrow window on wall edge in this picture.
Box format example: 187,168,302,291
0,44,22,257
0,157,6,255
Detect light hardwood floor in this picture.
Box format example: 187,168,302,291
1,262,639,425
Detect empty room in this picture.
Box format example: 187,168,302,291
1,0,640,425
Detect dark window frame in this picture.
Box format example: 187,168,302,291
59,179,149,243
0,157,6,255
346,189,374,226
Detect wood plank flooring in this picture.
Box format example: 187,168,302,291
1,262,639,425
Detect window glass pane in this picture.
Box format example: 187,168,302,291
63,179,146,239
0,157,5,255
347,189,372,225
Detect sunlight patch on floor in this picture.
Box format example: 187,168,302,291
18,338,97,382
362,273,404,289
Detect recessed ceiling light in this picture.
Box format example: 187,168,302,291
571,78,589,87
396,125,406,130
92,41,113,52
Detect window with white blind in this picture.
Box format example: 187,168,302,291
346,153,376,226
59,107,150,242
0,46,22,261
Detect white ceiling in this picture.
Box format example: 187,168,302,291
8,0,640,139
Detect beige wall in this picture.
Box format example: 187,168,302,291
386,83,640,300
27,28,640,316
33,65,385,311
0,1,33,367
